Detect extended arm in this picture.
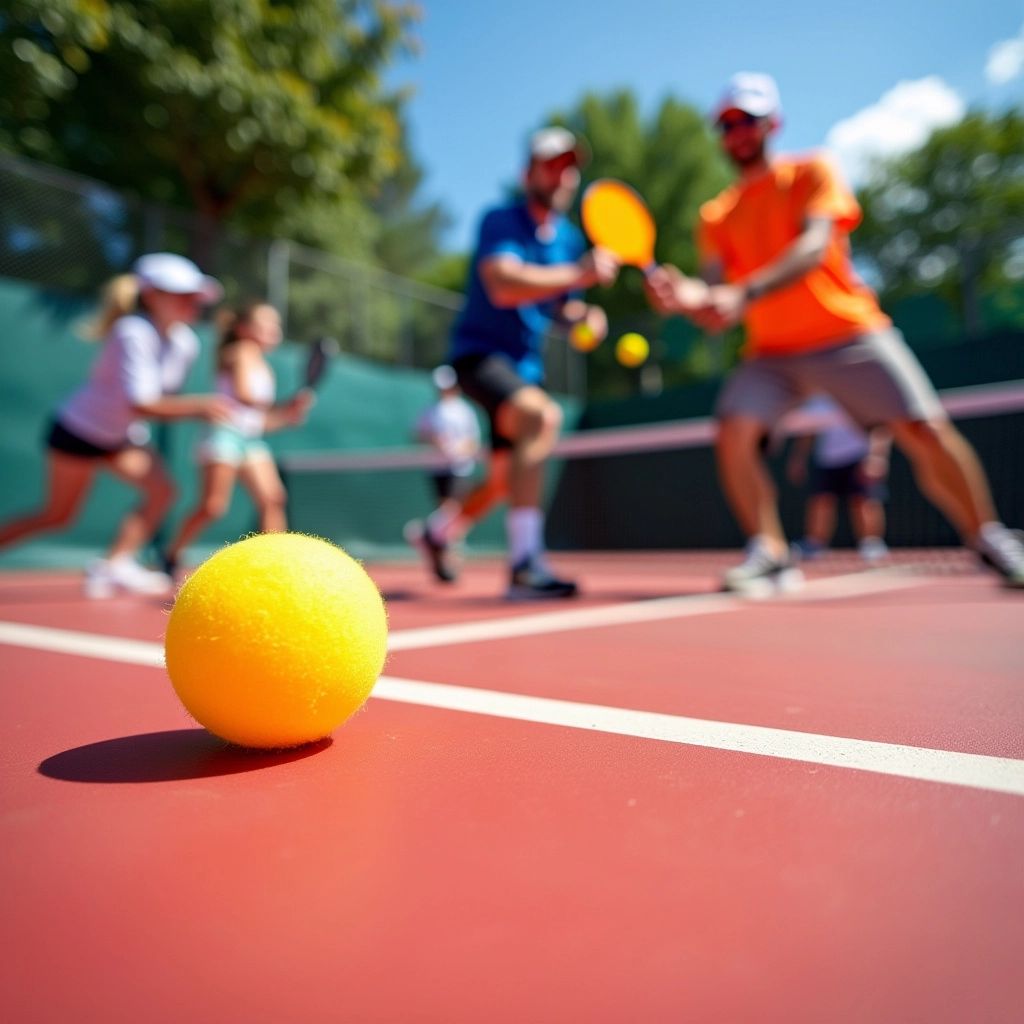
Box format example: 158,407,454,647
479,249,618,308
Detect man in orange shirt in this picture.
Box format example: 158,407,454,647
647,72,1024,592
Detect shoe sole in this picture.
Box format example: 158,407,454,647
505,585,579,601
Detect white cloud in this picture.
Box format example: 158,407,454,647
825,77,965,186
985,24,1024,84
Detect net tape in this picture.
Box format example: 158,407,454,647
280,379,1024,474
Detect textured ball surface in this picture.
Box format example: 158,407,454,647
569,321,600,352
615,332,649,367
165,533,388,749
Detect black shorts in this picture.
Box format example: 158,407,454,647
452,353,530,452
45,419,125,459
810,460,886,501
430,472,473,502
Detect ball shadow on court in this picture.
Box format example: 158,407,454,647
39,728,331,784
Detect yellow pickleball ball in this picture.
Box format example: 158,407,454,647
615,332,649,367
569,321,600,353
164,533,388,749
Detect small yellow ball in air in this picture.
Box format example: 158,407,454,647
615,332,649,367
569,320,601,353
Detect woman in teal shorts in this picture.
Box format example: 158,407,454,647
162,301,312,574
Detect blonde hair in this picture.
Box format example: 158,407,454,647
79,273,141,341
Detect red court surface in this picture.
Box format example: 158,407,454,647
2,552,1023,1024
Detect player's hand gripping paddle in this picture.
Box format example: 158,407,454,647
303,336,338,390
581,179,657,276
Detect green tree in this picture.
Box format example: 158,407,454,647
0,0,418,256
371,117,451,278
544,89,733,395
854,108,1024,338
415,251,469,294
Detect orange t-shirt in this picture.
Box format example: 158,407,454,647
698,154,890,356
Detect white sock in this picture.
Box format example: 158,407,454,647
751,534,786,560
507,507,543,566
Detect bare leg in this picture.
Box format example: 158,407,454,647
238,456,288,533
494,386,562,510
436,382,561,542
105,447,178,559
715,415,787,555
849,495,886,543
804,494,837,547
453,451,510,531
0,452,98,549
164,461,238,563
889,419,996,540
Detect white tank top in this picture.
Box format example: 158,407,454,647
216,361,275,438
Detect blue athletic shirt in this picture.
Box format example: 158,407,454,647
449,202,586,384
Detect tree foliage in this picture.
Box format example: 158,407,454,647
0,0,419,242
854,108,1024,335
371,117,451,278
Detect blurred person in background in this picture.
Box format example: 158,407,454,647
646,73,1024,592
404,365,481,581
160,301,312,577
0,253,230,597
786,394,891,564
410,127,619,598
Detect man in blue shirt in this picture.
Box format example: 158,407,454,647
408,127,619,598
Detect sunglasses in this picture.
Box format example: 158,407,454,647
716,112,761,134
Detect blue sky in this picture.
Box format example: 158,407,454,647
390,0,1024,252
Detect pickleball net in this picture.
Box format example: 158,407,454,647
278,379,1024,565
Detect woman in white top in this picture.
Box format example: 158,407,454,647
0,253,230,596
161,301,311,574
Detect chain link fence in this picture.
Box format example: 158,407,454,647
0,153,476,371
0,152,597,398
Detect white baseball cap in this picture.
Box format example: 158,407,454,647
714,72,781,121
133,252,223,303
528,126,590,166
432,365,457,390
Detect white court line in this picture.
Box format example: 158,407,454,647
386,568,924,651
372,676,1024,798
0,621,165,667
1,568,1021,797
0,569,922,663
1,615,1020,797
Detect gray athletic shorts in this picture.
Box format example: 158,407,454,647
715,328,945,429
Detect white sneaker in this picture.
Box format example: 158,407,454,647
83,560,116,599
975,525,1024,589
722,540,803,596
84,556,172,598
858,537,890,564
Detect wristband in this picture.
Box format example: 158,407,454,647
743,280,765,303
